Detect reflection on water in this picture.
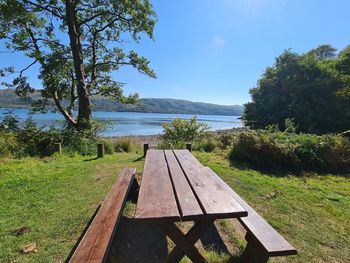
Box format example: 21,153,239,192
0,108,243,136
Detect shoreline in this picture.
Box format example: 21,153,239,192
107,127,249,147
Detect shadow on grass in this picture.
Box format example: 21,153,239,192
133,156,144,163
229,159,350,178
201,223,229,254
83,156,99,162
200,224,241,263
108,217,168,263
64,205,101,263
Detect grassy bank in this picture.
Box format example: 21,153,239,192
0,151,349,262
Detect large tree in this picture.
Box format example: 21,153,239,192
0,0,156,130
243,45,350,134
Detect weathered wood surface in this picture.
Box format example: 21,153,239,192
173,150,247,219
135,150,247,222
97,143,104,158
69,167,136,263
205,167,297,257
134,150,180,222
164,150,203,221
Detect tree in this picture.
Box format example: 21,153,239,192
243,45,350,134
0,0,157,130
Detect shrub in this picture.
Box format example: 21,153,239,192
161,117,209,149
200,140,217,152
0,110,20,133
101,140,114,154
0,111,104,157
229,131,350,174
16,118,61,156
0,132,20,157
113,139,131,152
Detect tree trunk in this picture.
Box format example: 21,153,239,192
65,0,92,130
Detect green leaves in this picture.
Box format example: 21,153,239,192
243,45,350,134
161,117,209,149
0,0,157,130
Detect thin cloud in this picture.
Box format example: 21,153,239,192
211,35,226,49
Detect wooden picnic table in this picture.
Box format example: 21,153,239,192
134,149,248,262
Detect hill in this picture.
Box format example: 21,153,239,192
0,89,243,116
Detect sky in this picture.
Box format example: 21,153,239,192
1,0,350,105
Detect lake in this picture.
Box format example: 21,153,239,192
0,108,243,136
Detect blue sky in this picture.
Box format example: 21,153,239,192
1,0,350,105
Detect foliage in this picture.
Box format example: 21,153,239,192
0,110,20,132
0,111,105,157
193,139,217,152
0,131,18,157
113,140,132,153
160,117,209,149
229,130,350,173
0,0,157,130
243,45,350,134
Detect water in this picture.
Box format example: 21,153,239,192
0,108,243,136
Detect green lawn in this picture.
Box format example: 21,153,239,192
0,151,349,262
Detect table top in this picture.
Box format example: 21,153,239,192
134,150,247,222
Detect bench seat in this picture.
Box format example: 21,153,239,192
68,167,137,263
205,167,297,262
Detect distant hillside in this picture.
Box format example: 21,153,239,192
0,89,243,116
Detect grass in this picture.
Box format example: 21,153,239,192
0,153,144,263
195,151,350,262
0,151,349,262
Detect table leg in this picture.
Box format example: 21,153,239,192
161,220,215,263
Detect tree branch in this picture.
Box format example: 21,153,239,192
22,0,64,19
53,90,77,126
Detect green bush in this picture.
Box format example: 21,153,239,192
229,131,350,173
100,140,114,155
0,132,20,157
113,139,132,152
0,111,104,157
200,140,217,152
161,117,209,149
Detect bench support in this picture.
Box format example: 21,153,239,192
241,232,269,263
160,220,214,263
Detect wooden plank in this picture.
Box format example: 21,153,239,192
164,150,203,221
167,220,214,262
69,167,136,263
205,167,297,256
173,150,247,219
160,223,207,263
135,150,180,222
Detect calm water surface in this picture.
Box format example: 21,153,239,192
0,108,243,136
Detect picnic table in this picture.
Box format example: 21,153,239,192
134,149,248,262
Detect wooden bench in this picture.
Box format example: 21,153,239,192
68,167,137,263
205,167,297,263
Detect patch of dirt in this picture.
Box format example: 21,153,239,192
12,226,31,236
21,243,37,254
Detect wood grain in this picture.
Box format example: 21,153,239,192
134,150,180,222
164,150,203,221
69,167,136,263
174,150,247,219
